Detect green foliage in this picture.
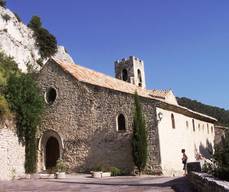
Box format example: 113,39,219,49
213,131,229,181
56,159,67,172
0,0,6,8
27,16,42,30
6,73,44,173
0,95,11,120
28,16,57,58
0,52,19,120
0,52,19,92
132,91,147,175
92,164,103,172
36,28,57,58
202,160,214,175
177,97,229,127
2,13,10,22
110,167,122,176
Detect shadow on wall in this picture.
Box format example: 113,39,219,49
63,127,135,174
199,139,213,159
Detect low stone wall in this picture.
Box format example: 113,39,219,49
188,172,229,192
0,125,25,180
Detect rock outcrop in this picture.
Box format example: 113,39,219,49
0,6,74,72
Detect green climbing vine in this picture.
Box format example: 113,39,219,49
6,73,44,173
0,51,44,173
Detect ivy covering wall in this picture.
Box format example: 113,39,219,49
0,52,44,173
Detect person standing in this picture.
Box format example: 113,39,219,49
181,149,188,175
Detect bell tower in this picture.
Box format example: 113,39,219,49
114,56,146,89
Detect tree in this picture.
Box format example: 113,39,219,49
0,0,6,8
6,73,44,173
28,16,42,30
213,131,229,181
177,97,229,127
28,16,57,58
132,91,148,175
36,27,57,58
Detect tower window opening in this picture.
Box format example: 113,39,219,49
137,69,142,87
122,69,128,81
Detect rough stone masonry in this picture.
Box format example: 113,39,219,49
37,59,162,174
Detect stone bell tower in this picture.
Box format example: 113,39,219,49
114,56,146,89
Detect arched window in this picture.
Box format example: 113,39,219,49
192,119,195,132
122,69,128,81
117,114,126,131
137,69,142,87
171,113,175,129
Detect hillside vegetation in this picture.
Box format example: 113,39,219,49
177,97,229,127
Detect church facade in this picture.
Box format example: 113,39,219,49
37,56,216,176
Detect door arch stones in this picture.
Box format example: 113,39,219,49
39,130,64,170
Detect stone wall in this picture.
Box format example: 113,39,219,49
0,121,25,180
188,172,229,192
37,60,161,174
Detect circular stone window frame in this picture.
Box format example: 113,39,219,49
44,87,58,105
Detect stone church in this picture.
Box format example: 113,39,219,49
37,56,216,176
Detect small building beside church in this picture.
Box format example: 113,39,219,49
37,56,216,176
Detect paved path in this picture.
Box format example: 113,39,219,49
0,174,194,192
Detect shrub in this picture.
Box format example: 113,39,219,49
92,164,103,172
2,13,10,22
202,160,214,175
36,27,57,58
132,91,147,175
56,159,67,172
28,16,42,30
0,95,11,120
110,167,122,176
0,0,6,8
0,51,19,93
28,16,57,58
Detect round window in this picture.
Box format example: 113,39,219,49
45,87,57,105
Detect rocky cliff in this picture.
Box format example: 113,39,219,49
0,6,74,72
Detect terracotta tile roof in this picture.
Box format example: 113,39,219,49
48,58,217,122
150,90,171,99
52,58,167,101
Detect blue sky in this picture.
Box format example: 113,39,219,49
7,0,229,109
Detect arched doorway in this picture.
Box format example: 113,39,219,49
38,130,64,171
45,136,60,169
